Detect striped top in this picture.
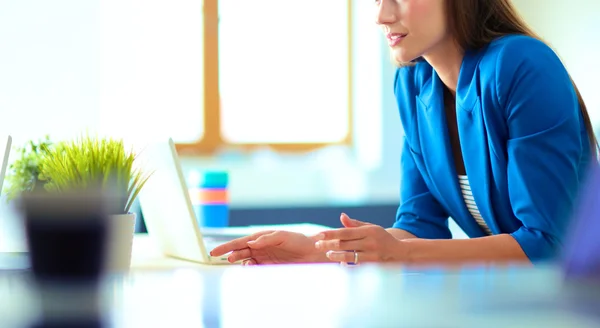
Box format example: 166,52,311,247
458,175,492,236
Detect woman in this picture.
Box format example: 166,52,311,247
211,0,597,266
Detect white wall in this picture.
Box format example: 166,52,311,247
513,0,600,130
0,1,101,142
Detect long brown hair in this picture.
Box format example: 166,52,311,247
446,0,598,152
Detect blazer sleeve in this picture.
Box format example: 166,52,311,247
495,38,588,262
392,138,452,239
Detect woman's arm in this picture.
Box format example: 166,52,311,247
401,234,530,265
387,228,417,240
316,220,530,265
493,37,589,262
392,68,453,240
391,138,452,239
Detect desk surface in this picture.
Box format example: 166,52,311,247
130,233,209,270
0,234,209,272
1,263,599,328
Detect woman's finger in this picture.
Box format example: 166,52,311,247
227,248,252,263
316,227,367,241
340,213,371,228
315,239,366,252
325,250,373,264
210,230,274,256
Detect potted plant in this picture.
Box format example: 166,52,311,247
3,136,54,201
38,135,152,272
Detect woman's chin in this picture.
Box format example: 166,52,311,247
391,48,419,65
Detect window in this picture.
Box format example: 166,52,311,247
11,1,352,151
176,0,353,154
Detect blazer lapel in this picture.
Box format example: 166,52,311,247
456,51,500,234
416,71,470,222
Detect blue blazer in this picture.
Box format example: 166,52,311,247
392,35,592,262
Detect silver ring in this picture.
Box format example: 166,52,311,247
353,250,359,264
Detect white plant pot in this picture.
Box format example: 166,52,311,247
105,213,136,273
0,196,27,252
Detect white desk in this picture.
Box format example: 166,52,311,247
2,262,599,328
130,233,212,270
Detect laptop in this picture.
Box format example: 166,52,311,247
0,135,31,271
0,135,11,193
137,138,331,264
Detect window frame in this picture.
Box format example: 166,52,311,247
175,0,354,155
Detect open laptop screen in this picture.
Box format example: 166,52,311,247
0,136,12,195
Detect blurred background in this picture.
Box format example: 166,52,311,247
0,0,598,245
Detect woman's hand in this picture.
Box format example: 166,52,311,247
314,213,408,264
210,230,327,265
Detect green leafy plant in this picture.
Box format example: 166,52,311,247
3,136,54,201
38,135,152,215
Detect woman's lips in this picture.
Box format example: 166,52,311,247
386,33,407,47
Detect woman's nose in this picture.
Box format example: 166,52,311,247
375,0,398,26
